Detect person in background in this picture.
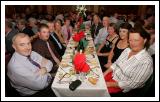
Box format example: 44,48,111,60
94,16,110,49
104,22,132,69
54,20,66,47
103,27,153,94
47,21,65,57
127,13,135,27
61,18,73,44
55,13,64,23
7,33,55,96
17,19,35,37
28,17,38,34
97,23,119,72
90,14,103,40
146,24,155,68
143,14,155,28
5,20,19,54
110,12,119,24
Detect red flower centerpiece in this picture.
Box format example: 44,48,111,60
73,52,90,73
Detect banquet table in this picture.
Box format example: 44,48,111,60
51,31,110,97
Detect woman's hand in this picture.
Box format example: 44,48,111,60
104,61,112,69
103,68,112,76
97,52,103,56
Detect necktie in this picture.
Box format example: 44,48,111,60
67,28,71,40
46,41,60,65
94,25,97,38
28,56,41,69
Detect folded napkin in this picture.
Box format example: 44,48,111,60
73,52,90,73
72,31,85,42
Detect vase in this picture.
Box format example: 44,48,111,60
76,72,87,82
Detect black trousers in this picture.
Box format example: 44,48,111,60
98,56,108,72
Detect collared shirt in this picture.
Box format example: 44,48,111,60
94,27,108,45
7,51,53,96
21,27,25,32
32,38,61,69
111,48,153,93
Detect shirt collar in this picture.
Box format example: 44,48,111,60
14,52,30,61
22,27,25,31
127,48,146,60
134,48,146,60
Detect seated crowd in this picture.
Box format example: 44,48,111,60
5,11,155,97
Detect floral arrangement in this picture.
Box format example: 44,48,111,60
72,6,91,74
76,5,87,17
76,5,87,30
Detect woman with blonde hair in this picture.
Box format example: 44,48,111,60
54,20,66,47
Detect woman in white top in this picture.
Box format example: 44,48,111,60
104,27,153,94
54,20,66,47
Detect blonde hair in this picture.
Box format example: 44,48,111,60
28,17,37,24
12,33,30,44
17,19,26,25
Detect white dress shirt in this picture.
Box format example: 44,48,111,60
94,27,108,45
7,51,53,96
111,48,153,93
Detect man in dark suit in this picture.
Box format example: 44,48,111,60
90,14,103,40
17,19,35,37
32,24,61,74
5,20,19,54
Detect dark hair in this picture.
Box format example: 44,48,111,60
38,24,49,32
17,19,26,26
64,17,70,22
55,19,62,26
130,27,150,49
108,23,118,34
145,14,154,20
120,22,132,31
145,23,155,30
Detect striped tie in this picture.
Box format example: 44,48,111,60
46,41,60,65
28,56,41,69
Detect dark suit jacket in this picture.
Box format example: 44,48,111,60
5,29,19,54
32,38,61,73
22,27,35,37
90,23,103,39
49,32,66,57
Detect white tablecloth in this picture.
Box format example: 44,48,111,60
51,32,110,97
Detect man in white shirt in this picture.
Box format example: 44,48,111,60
7,33,55,96
94,16,110,49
